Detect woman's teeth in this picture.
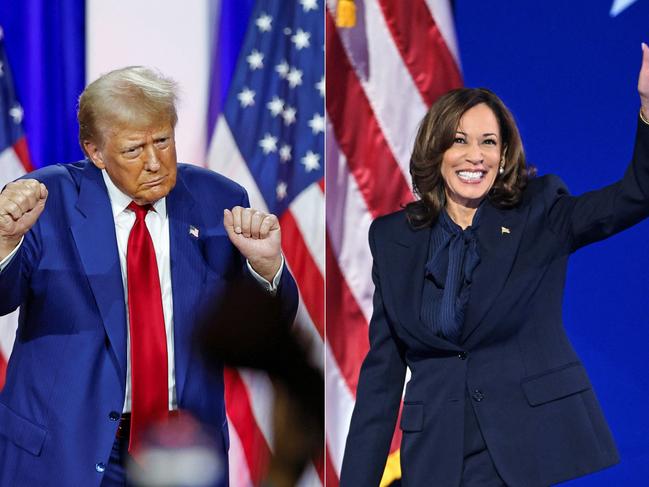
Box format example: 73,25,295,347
457,170,484,181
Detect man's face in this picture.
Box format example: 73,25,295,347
85,117,177,205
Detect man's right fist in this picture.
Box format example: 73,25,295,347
0,179,48,260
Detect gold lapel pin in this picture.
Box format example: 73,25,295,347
501,226,510,235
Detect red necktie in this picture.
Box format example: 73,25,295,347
126,202,169,453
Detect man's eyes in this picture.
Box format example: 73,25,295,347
121,147,142,158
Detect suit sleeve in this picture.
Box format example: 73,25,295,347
340,220,407,487
546,116,649,251
236,187,299,326
0,225,40,316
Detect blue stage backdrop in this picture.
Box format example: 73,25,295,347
455,0,649,484
0,0,85,168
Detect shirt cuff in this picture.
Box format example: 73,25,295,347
0,237,23,272
246,255,285,294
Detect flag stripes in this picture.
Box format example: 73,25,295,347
325,235,369,392
325,130,374,323
376,0,462,106
281,210,325,337
325,1,462,485
208,2,324,485
325,11,413,217
0,32,32,392
6,137,33,172
324,337,356,474
224,368,272,485
335,0,426,175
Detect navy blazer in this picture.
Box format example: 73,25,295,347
340,118,649,487
0,161,298,487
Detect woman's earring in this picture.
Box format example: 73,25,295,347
499,157,505,175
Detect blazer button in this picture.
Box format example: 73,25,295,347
109,411,120,421
458,351,468,360
95,462,106,473
472,390,484,402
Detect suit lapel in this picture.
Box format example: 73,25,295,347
166,174,202,405
385,222,460,352
70,163,127,390
461,201,529,344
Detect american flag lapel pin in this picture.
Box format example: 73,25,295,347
501,226,511,235
189,225,199,239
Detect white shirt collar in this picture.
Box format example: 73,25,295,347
101,169,167,217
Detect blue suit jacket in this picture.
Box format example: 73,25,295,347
0,161,298,486
340,118,649,487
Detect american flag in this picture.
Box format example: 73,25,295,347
0,26,32,390
325,1,461,485
206,1,324,486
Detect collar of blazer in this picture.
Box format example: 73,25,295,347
384,199,530,351
164,168,202,404
71,161,129,390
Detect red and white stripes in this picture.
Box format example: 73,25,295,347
208,113,325,487
325,0,461,484
0,137,32,389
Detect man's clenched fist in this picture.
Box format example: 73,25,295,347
0,179,48,260
223,206,282,283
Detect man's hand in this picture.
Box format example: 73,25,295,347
224,206,282,282
639,43,649,119
0,179,48,260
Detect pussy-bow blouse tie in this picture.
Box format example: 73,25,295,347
425,210,481,341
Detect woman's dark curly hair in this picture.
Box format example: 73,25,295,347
405,87,534,228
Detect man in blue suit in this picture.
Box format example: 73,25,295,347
0,66,298,486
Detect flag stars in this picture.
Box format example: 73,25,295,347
308,113,325,135
287,68,303,88
9,104,23,124
279,144,292,162
291,29,311,50
276,60,290,79
300,0,318,12
246,50,264,70
256,13,272,32
267,96,284,117
259,134,278,154
282,106,297,126
276,181,288,201
301,151,321,172
316,76,324,97
237,87,255,108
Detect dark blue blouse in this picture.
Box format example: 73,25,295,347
421,207,482,342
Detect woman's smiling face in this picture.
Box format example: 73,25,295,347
440,103,502,209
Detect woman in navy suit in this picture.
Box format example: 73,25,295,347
340,45,649,487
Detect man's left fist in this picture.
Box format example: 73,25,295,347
224,206,282,282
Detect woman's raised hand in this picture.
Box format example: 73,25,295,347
640,43,649,117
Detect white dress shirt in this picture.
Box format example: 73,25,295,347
102,171,176,412
0,169,283,413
